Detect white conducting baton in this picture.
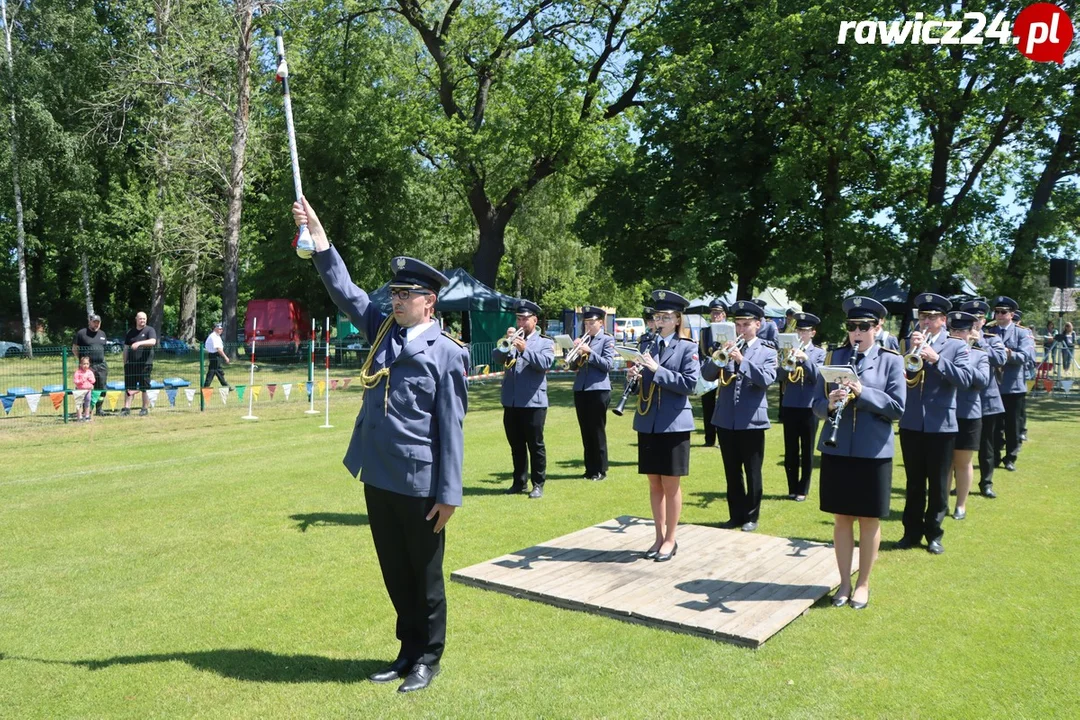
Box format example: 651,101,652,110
275,28,314,258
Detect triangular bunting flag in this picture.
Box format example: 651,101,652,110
1062,380,1073,393
1,395,13,415
25,393,41,413
202,388,213,404
267,384,277,399
236,385,246,401
342,378,351,390
166,388,178,407
50,392,65,410
219,387,229,405
184,388,196,405
91,389,103,405
317,380,326,397
330,379,339,391
305,381,313,398
252,386,261,401
147,389,160,408
73,390,89,405
107,392,119,410
283,383,292,400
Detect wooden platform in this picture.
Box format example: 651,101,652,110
451,516,852,648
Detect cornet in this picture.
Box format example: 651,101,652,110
781,341,811,372
564,334,591,365
497,327,526,352
713,338,746,365
904,339,925,373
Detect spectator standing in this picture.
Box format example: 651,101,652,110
203,322,231,387
122,311,157,416
73,356,96,422
1059,322,1075,372
73,313,109,415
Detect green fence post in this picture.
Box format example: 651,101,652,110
199,346,205,411
62,346,69,423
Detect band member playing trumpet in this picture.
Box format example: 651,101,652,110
987,296,1035,472
897,293,972,554
813,296,905,610
780,313,826,501
962,299,1006,498
493,300,556,498
572,306,616,481
947,311,991,520
627,290,699,562
700,300,777,533
697,299,727,447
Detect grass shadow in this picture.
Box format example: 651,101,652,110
289,513,368,532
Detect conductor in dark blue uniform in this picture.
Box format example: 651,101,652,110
292,198,469,694
493,300,556,498
780,312,826,501
571,305,616,480
697,299,727,447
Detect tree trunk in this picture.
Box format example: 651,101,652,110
81,251,94,317
221,0,254,343
149,173,167,333
178,251,198,344
814,152,841,331
1,0,31,356
469,184,511,289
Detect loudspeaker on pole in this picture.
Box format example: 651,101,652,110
1049,258,1075,288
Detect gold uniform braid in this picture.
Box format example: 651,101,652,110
358,315,398,412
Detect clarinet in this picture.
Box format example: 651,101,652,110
612,376,640,416
824,362,859,448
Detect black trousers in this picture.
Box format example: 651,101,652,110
91,363,108,412
203,355,229,387
998,393,1025,464
717,428,766,524
783,407,818,496
900,429,956,544
574,390,610,477
503,407,547,488
363,483,446,666
979,413,1002,489
700,389,718,446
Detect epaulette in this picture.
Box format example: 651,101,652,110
679,336,696,342
760,340,776,350
880,347,900,355
442,332,466,347
540,333,554,341
968,344,985,353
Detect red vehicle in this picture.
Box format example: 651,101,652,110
242,299,309,359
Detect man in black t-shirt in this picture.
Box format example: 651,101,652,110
122,311,158,416
73,313,109,415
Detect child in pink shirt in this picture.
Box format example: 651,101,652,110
74,355,96,421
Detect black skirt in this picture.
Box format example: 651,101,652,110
637,431,691,477
819,454,892,519
955,417,982,451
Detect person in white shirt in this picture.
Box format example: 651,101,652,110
203,322,231,387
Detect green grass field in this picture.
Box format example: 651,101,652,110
1,379,1077,719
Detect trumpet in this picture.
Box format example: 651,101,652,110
781,341,811,372
497,327,526,352
904,339,925,373
712,338,746,365
564,334,591,365
612,376,640,416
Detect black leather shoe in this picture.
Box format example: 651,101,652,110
589,473,607,481
643,545,661,560
654,542,678,562
718,520,740,530
949,489,956,496
741,522,758,532
831,592,850,608
895,537,919,550
953,508,966,520
849,592,870,610
528,485,544,499
1019,433,1028,442
398,663,439,693
504,484,527,495
981,486,997,499
1004,461,1017,472
794,495,807,502
369,657,412,684
927,540,944,555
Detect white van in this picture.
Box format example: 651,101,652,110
614,317,646,342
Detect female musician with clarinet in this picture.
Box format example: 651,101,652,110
813,296,905,610
626,290,700,562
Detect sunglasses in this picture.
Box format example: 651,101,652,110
391,289,433,301
845,322,875,332
993,309,1011,314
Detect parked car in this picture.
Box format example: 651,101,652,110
614,317,646,342
243,298,309,360
159,336,191,355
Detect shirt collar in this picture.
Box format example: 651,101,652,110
404,320,436,344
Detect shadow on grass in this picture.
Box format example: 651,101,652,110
2,649,382,683
675,578,829,615
290,513,368,532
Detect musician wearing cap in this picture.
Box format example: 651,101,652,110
571,306,616,481
700,299,778,533
1012,308,1035,445
638,307,657,353
963,299,1006,499
986,296,1035,472
780,312,826,502
812,296,905,610
493,299,556,498
752,298,779,343
947,310,991,521
697,299,728,448
291,198,470,694
626,290,700,562
897,293,972,555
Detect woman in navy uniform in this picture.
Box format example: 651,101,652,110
948,311,991,520
571,306,616,480
697,299,727,447
813,296,905,610
627,290,700,561
292,198,469,693
700,300,777,532
493,300,556,498
780,313,826,501
963,299,1006,498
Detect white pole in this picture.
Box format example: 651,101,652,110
305,316,319,414
320,315,333,428
242,317,258,420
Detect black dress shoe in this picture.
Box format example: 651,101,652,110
981,486,997,499
831,592,850,608
949,488,957,496
528,485,544,499
398,663,440,693
1004,461,1017,472
849,592,870,610
654,542,678,562
740,522,758,532
590,473,607,481
369,657,412,684
643,545,661,560
504,485,527,495
718,520,740,530
794,495,807,502
953,508,966,521
927,540,944,555
1019,433,1027,442
895,537,920,550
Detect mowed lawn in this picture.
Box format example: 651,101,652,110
1,379,1077,719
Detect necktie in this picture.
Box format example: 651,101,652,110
388,325,406,364
657,339,666,356
855,352,865,371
